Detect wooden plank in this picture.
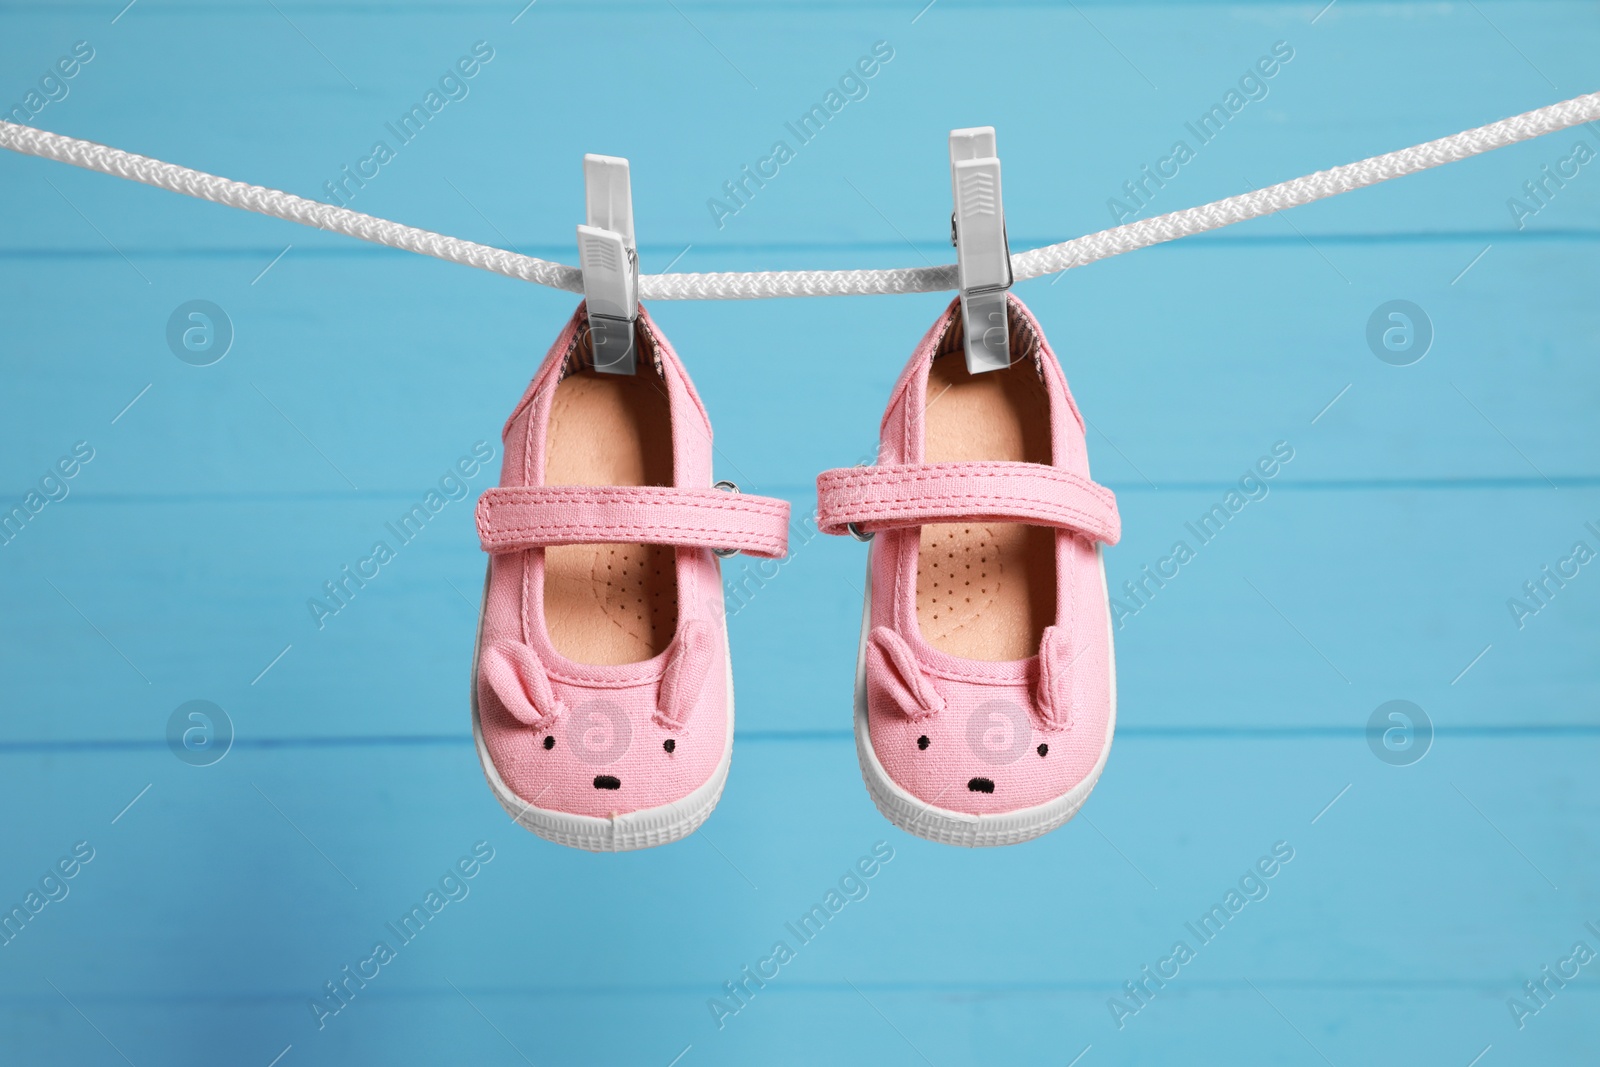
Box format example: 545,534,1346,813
2,1,1597,1065
0,238,1596,495
1,483,1595,737
0,735,1595,1063
0,4,1595,252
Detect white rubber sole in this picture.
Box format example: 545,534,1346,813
853,547,1117,848
469,571,734,853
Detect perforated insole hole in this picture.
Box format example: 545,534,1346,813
922,526,996,626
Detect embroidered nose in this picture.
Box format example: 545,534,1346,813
593,775,621,790
968,777,995,793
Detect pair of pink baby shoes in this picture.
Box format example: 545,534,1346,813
470,294,1120,850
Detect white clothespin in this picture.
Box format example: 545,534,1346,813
949,127,1013,374
577,154,639,374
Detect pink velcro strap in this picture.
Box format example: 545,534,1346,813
815,462,1120,545
476,485,790,559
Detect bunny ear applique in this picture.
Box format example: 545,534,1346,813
1035,625,1075,731
866,626,944,722
480,640,565,729
656,620,715,730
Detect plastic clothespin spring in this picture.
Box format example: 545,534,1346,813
578,154,639,375
949,127,1013,374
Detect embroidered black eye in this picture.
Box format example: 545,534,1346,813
542,735,555,750
1037,743,1048,757
917,735,929,750
663,739,676,754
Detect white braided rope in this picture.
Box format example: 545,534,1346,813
0,120,584,294
3,89,1597,299
640,263,956,300
1013,89,1600,280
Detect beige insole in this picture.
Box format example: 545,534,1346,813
917,353,1056,661
543,368,678,665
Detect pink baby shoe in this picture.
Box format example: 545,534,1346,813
471,303,791,851
816,295,1121,847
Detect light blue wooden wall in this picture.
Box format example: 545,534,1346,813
1,1,1597,1064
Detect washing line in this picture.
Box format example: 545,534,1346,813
2,89,1597,299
